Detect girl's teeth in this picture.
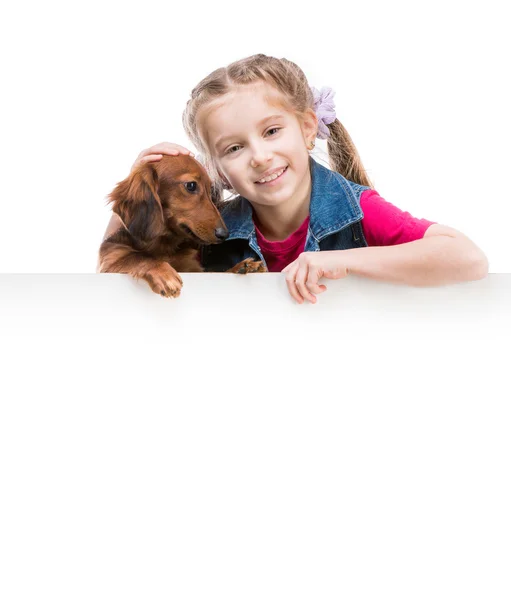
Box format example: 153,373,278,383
258,168,285,183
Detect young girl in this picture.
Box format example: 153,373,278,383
104,53,488,304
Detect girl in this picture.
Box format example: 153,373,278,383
103,53,488,304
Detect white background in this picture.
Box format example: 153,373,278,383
0,0,509,272
1,2,510,599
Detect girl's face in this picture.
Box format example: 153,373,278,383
200,83,317,208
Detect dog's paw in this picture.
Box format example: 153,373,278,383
229,258,267,274
143,263,183,298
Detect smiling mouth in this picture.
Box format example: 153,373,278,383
255,166,288,184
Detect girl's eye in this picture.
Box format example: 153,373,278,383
225,127,281,155
184,182,198,192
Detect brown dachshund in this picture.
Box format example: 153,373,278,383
98,154,265,297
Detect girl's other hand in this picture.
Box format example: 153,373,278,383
282,251,349,304
131,142,195,172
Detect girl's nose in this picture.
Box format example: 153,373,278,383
250,145,272,168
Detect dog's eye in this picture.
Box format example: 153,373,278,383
184,182,198,193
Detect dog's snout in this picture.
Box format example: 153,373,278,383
215,227,229,241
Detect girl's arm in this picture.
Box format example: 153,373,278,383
282,224,488,303
344,224,488,287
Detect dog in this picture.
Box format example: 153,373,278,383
98,154,266,297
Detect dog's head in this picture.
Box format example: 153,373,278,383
107,155,228,244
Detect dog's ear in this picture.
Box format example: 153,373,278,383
107,165,165,241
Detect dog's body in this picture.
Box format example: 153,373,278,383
98,155,265,297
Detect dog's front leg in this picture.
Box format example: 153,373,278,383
98,241,183,298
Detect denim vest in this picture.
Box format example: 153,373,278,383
201,156,371,272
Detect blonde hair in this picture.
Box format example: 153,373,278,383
182,53,374,199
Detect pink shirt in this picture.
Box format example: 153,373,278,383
255,189,437,272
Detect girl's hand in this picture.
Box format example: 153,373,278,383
282,251,350,304
131,142,195,172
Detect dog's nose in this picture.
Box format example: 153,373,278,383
215,227,229,241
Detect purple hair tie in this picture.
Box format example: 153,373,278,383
311,86,337,139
